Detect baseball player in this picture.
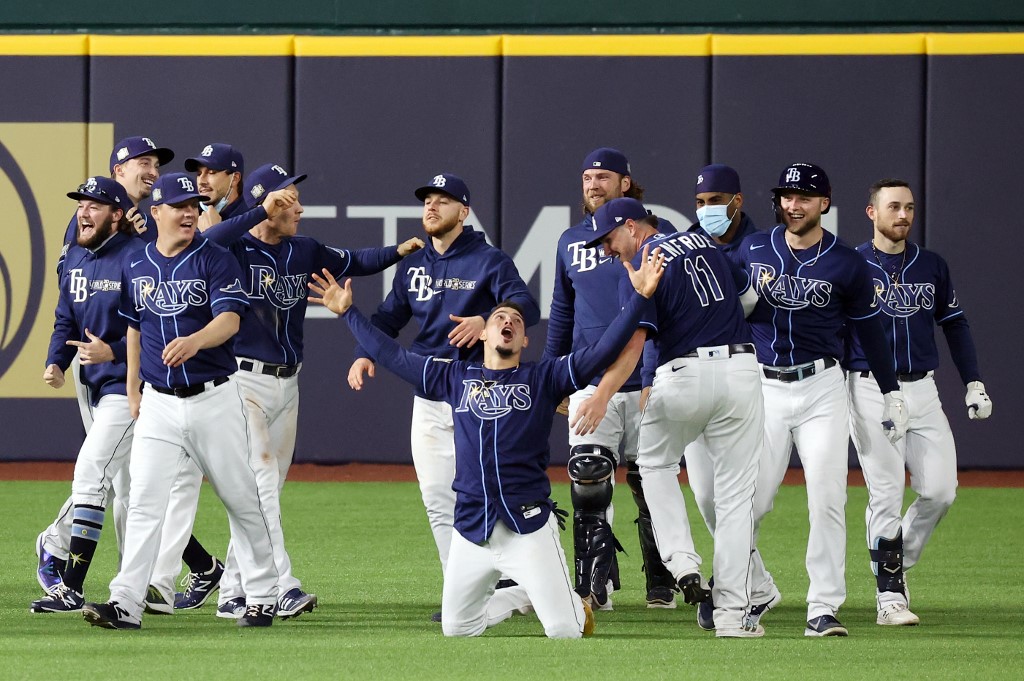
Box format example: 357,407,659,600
30,177,140,614
545,147,678,610
148,144,249,612
346,173,540,619
207,162,423,620
38,136,174,591
587,197,764,638
738,162,909,637
677,164,762,631
845,178,991,625
309,243,666,638
81,173,288,629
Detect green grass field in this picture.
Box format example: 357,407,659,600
2,479,1022,680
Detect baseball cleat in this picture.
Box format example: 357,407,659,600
646,585,678,610
83,601,141,630
277,588,318,620
804,614,849,637
431,610,442,623
174,558,225,609
877,602,920,626
143,585,174,615
677,572,712,606
238,603,275,628
216,597,247,619
35,533,66,593
581,598,595,637
697,598,715,630
743,585,782,629
31,583,84,613
716,621,765,638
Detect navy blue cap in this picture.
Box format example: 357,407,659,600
184,143,244,175
67,176,133,209
150,173,209,206
109,136,174,173
695,164,741,194
244,163,307,208
584,197,649,248
581,147,630,176
414,173,471,206
772,162,832,213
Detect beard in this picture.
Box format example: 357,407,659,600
877,222,911,243
495,345,515,359
77,216,115,249
423,213,460,239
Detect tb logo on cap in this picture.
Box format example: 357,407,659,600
201,145,214,157
84,177,98,191
272,165,288,176
785,168,801,183
697,174,704,184
143,138,156,149
431,175,446,188
177,177,195,191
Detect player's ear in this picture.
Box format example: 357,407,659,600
521,335,529,348
620,175,632,194
112,208,124,223
733,192,744,211
865,203,876,221
821,197,831,213
460,204,470,222
150,204,159,220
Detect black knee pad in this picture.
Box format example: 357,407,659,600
568,445,616,513
870,531,906,595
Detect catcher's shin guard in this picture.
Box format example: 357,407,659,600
870,530,907,595
626,462,677,592
569,445,621,607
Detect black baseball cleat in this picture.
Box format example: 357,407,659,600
431,610,442,623
646,585,678,610
31,583,84,613
805,614,849,637
82,601,141,629
238,603,275,627
677,573,712,606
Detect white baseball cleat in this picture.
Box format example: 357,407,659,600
877,602,920,626
716,621,765,638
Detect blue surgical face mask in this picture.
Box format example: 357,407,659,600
200,177,233,213
696,195,737,237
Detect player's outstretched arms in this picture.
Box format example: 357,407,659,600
397,237,425,257
43,364,65,389
308,268,353,316
66,328,115,365
348,358,376,391
623,245,667,298
161,312,241,368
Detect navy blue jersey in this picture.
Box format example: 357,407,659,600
47,232,146,405
356,226,540,396
230,234,402,365
844,241,978,379
545,215,674,391
622,231,751,367
119,238,249,388
740,225,878,366
344,290,651,542
687,212,760,268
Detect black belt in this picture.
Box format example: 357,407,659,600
239,360,300,378
763,357,837,382
149,376,229,398
859,370,929,383
682,343,756,359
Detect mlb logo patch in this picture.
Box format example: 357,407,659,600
591,161,602,167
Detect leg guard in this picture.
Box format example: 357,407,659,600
626,462,677,592
870,530,906,595
569,445,621,607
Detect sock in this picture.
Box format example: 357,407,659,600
182,534,216,573
62,504,105,593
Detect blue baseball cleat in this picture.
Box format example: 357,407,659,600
175,558,225,609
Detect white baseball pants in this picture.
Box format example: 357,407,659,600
411,396,457,575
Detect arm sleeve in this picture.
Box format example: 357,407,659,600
108,338,127,365
543,247,575,359
201,205,269,245
850,315,899,394
561,292,651,393
344,305,442,397
46,284,79,371
320,244,402,278
940,317,982,384
490,255,541,327
640,337,657,388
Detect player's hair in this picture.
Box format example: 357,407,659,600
868,178,911,206
112,208,131,235
637,213,659,230
581,173,646,215
490,300,526,319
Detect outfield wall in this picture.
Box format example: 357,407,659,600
0,34,1019,467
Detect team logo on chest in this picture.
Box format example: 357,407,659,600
872,279,936,318
751,263,833,310
131,276,208,316
455,379,532,420
567,241,613,273
247,265,308,309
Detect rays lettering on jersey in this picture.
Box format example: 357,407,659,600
751,263,832,310
246,265,308,309
872,278,936,318
567,240,613,272
455,379,532,420
131,276,208,316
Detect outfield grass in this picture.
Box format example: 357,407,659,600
2,480,1022,680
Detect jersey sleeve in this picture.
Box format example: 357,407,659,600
354,269,414,361
933,254,981,383
201,205,269,246
205,248,250,317
344,305,446,398
842,256,880,321
560,292,650,394
543,243,575,360
489,253,541,327
318,244,402,278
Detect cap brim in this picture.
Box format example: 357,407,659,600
157,193,210,206
184,157,234,172
772,185,825,196
583,227,615,250
66,191,118,205
414,186,467,204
